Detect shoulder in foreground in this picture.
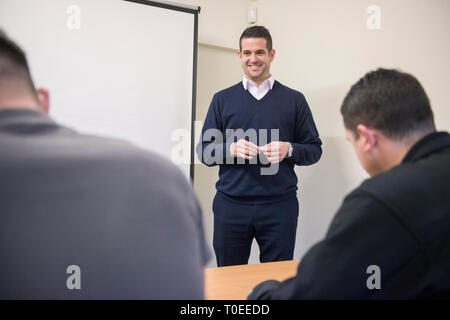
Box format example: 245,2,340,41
355,161,441,200
77,133,188,182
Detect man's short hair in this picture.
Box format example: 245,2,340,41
239,25,273,52
0,29,36,94
341,68,436,140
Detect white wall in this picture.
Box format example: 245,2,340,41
175,0,249,48
255,0,450,135
181,0,450,265
255,0,450,260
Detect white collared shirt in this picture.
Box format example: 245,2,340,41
242,75,275,100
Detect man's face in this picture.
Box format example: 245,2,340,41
238,37,275,84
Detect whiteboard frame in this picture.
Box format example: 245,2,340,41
124,0,200,182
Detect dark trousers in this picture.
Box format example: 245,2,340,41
213,192,299,267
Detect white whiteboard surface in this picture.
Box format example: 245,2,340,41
0,0,196,179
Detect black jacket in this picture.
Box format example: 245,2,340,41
249,131,450,299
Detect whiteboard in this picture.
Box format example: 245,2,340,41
0,0,198,179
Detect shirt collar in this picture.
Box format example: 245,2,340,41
242,75,275,90
0,108,59,134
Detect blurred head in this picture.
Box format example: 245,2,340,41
238,26,275,85
341,68,436,176
0,29,49,113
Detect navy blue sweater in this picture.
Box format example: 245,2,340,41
197,80,322,200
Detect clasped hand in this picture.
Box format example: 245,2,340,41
230,139,289,163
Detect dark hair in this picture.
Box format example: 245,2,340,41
341,68,435,140
0,29,36,94
239,25,272,52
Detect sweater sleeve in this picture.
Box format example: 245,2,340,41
290,95,322,166
196,93,233,166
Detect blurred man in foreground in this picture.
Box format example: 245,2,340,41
0,29,210,299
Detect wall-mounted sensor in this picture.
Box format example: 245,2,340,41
248,7,257,24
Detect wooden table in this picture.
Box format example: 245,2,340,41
205,260,300,300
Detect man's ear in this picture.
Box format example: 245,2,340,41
269,49,275,61
36,88,49,114
356,124,377,152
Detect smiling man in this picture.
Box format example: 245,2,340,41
197,26,322,267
